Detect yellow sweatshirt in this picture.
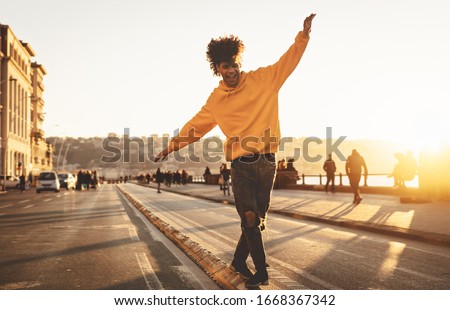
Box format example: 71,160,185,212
169,31,310,161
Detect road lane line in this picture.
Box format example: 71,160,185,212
22,204,35,209
122,212,130,222
269,256,342,290
0,213,5,217
395,267,443,282
18,199,31,204
135,253,163,290
43,198,52,202
129,227,140,241
358,235,450,259
0,204,13,209
335,249,365,258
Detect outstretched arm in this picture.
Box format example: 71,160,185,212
153,103,216,162
260,13,316,91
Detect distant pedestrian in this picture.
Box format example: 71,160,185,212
345,149,368,204
85,171,91,190
203,166,211,184
323,154,336,193
174,170,181,185
277,159,287,171
19,174,26,192
221,163,231,196
390,152,406,189
181,169,188,185
155,168,163,193
28,172,33,186
76,170,83,190
92,170,98,189
219,163,226,190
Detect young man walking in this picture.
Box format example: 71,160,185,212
345,149,368,204
154,13,315,287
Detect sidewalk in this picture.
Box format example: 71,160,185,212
137,182,450,247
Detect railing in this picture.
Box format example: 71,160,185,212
188,173,419,188
190,175,206,183
299,173,419,188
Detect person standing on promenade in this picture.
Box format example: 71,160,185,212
345,149,368,204
153,13,315,287
323,153,336,193
221,163,231,196
155,168,164,193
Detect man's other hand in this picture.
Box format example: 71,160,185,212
153,151,167,163
303,13,316,34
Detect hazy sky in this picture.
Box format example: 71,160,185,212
1,0,449,153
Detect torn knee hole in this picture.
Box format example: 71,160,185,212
244,211,257,228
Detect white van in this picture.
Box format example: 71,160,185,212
58,173,76,190
36,171,60,193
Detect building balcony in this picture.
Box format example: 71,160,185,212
31,128,44,143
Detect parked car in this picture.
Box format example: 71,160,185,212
36,171,60,193
58,173,76,190
0,175,20,189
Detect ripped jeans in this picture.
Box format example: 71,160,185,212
230,153,276,274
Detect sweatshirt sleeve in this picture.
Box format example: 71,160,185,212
257,31,310,92
167,102,217,153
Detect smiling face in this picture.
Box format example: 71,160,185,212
216,60,241,88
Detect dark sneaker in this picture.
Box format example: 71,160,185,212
245,272,269,288
230,261,253,280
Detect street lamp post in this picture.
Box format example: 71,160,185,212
1,76,18,191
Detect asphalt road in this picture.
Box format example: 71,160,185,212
0,185,219,290
119,183,450,290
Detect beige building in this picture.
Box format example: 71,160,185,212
0,24,52,184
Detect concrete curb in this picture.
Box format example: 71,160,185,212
137,183,450,247
116,185,246,290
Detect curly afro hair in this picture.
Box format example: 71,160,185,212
206,35,245,76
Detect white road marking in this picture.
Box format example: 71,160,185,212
22,204,35,209
0,204,13,209
335,249,365,258
358,236,450,259
129,227,140,241
43,198,52,202
122,212,129,222
18,199,30,204
395,267,443,282
135,253,163,290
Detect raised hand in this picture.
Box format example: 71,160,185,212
303,13,316,34
152,151,168,163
